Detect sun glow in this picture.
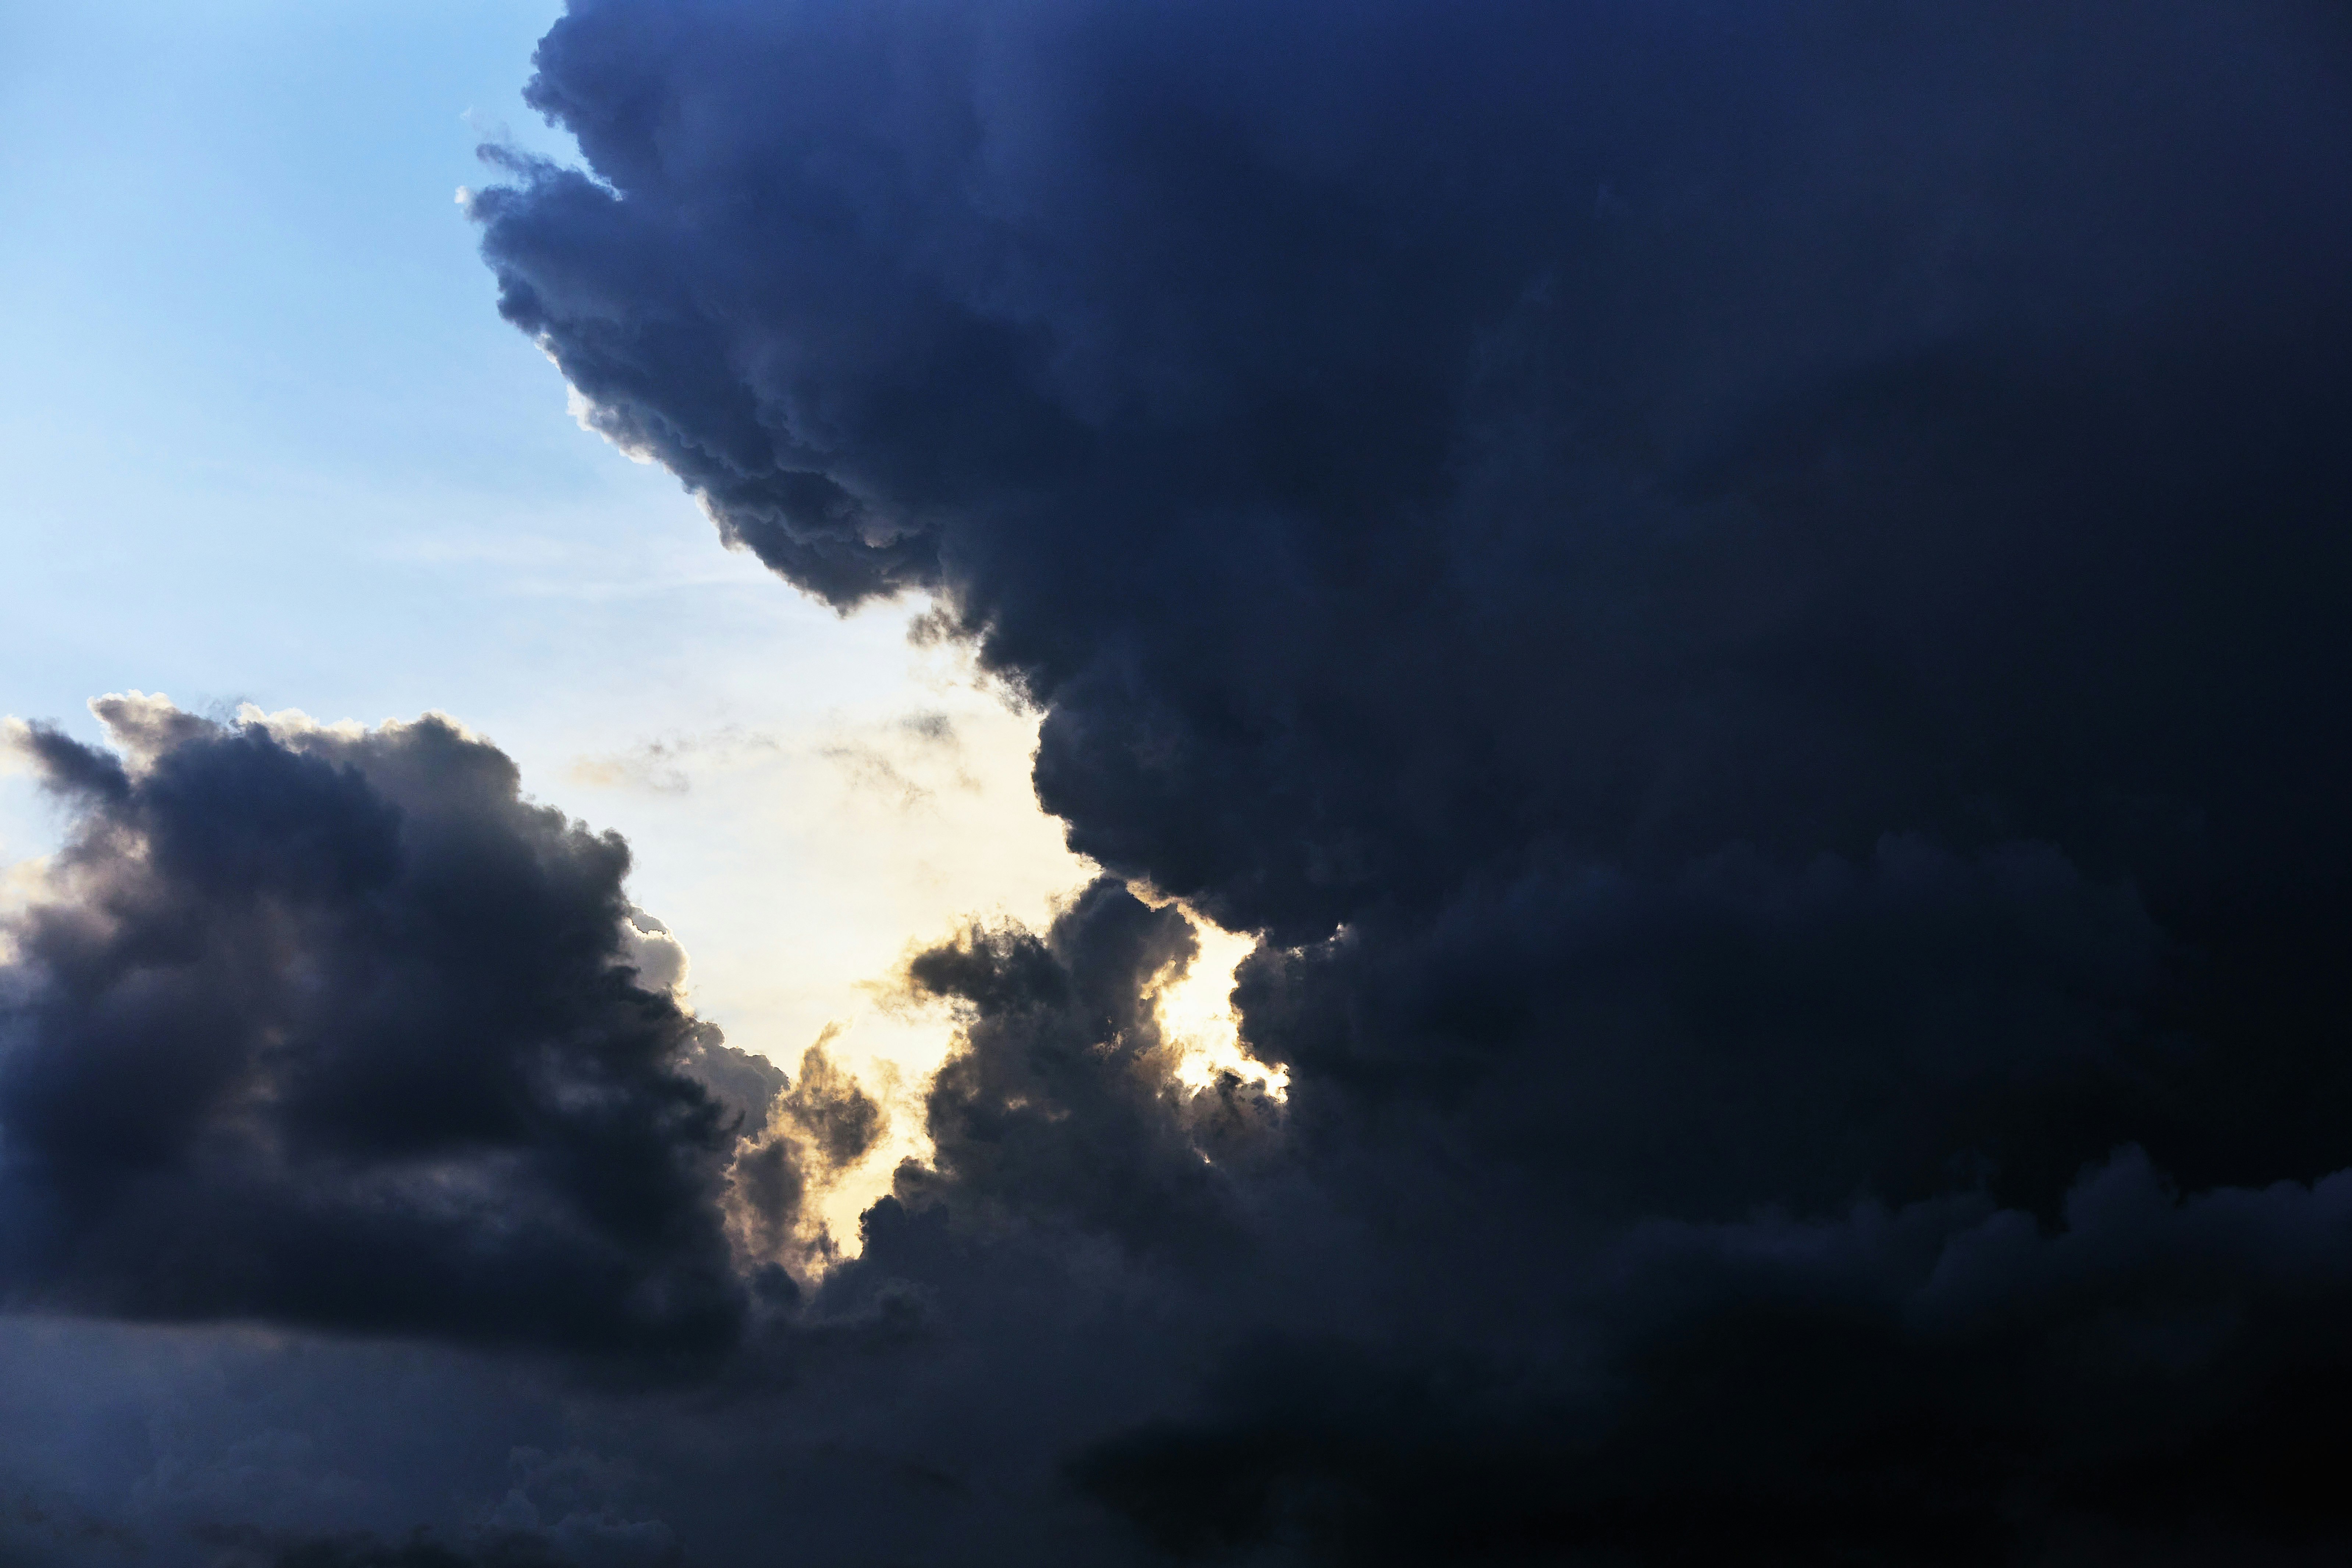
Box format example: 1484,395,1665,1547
1150,912,1288,1099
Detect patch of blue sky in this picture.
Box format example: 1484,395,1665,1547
0,2,1091,1180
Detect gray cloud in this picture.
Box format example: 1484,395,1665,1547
9,0,2352,1562
0,699,879,1366
466,0,2352,1555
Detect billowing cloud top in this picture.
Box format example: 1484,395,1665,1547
464,1,2352,1558
477,0,2352,943
0,698,823,1362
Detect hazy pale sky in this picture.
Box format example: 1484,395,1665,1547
0,0,1092,1223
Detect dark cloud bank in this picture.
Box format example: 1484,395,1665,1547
10,0,2352,1562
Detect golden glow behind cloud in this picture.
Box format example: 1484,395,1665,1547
556,616,1093,1253
1152,915,1286,1099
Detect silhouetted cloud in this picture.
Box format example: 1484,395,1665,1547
465,0,2352,1557
0,697,864,1364
892,877,1277,1261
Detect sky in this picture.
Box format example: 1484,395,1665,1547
4,1,2352,1565
0,0,1107,1229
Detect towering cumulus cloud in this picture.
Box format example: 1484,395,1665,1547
466,0,2352,1559
0,697,859,1365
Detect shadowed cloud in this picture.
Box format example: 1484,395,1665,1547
469,1,2352,1557
7,0,2352,1562
0,697,871,1365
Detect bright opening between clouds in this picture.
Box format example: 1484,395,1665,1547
547,618,1091,1256
1150,915,1286,1099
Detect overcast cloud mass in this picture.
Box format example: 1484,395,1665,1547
8,0,2352,1563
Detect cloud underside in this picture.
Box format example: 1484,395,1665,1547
8,0,2352,1562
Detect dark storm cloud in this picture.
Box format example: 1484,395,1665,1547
0,698,851,1363
470,0,2352,1556
478,0,2352,926
894,877,1278,1260
1072,1153,2352,1567
0,0,2297,1560
214,1529,588,1568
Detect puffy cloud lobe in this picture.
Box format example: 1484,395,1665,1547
0,699,755,1359
480,0,2352,935
723,1035,887,1269
894,877,1278,1259
1239,837,2169,1223
1032,843,2352,1561
457,0,2352,1560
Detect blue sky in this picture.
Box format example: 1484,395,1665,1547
0,0,1090,1217
1,0,655,763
